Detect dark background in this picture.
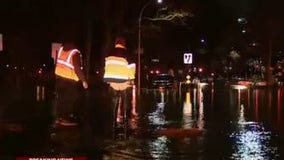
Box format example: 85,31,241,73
0,0,283,77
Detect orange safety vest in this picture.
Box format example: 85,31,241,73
55,47,81,81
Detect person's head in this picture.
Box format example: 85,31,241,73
62,33,79,51
110,36,127,58
61,25,81,50
114,36,126,50
62,41,77,51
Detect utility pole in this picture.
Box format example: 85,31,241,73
137,0,163,96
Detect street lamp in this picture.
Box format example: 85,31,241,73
137,0,163,96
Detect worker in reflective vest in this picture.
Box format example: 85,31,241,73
104,36,135,90
103,36,136,130
54,42,88,126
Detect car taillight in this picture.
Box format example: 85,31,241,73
38,68,42,74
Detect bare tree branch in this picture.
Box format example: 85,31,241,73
145,9,194,22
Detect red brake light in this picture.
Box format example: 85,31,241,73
38,69,42,74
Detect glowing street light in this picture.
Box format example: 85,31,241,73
137,0,163,96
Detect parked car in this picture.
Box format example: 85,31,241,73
151,74,174,88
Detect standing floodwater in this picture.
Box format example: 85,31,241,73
103,83,283,159
0,74,283,159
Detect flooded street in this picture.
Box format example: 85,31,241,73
0,75,284,159
0,0,283,159
116,84,284,160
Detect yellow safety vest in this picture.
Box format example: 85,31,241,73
128,63,136,80
103,56,136,82
55,47,81,81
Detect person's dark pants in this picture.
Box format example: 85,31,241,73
110,86,133,116
112,90,128,118
55,77,82,121
111,87,133,139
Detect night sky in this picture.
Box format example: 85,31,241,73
0,0,283,70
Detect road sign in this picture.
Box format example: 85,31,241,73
183,53,192,64
51,42,62,63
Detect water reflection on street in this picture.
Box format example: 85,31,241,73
0,78,284,159
228,86,281,160
231,104,277,160
134,84,282,160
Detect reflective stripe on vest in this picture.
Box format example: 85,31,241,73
55,47,81,81
103,56,130,82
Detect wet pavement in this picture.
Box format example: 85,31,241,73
1,75,284,159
